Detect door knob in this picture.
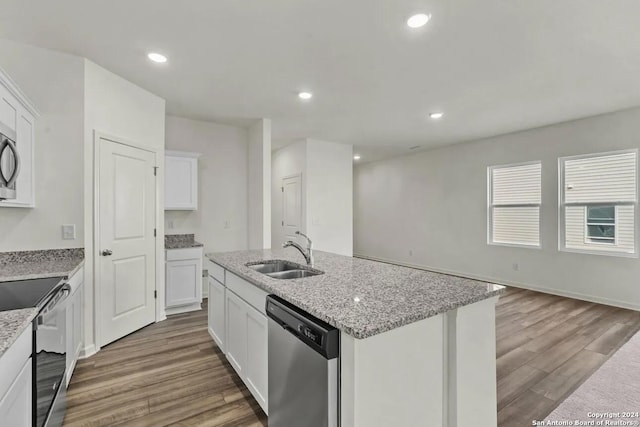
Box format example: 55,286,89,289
101,249,113,256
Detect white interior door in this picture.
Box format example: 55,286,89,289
99,137,156,347
282,174,302,242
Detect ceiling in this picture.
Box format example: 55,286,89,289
1,0,640,158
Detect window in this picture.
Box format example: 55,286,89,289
488,162,542,247
559,150,637,256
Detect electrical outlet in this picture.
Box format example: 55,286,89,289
168,220,175,229
512,262,519,271
409,249,413,256
62,224,76,240
224,220,231,229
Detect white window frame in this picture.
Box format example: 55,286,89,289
487,160,542,249
558,149,638,258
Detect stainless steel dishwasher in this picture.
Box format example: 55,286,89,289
266,295,340,427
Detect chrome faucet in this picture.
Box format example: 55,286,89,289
283,231,314,266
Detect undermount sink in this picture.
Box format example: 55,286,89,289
246,261,301,274
245,260,324,280
266,269,323,279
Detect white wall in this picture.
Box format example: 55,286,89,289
306,140,353,256
271,140,307,249
164,115,249,253
271,139,353,256
84,59,166,352
354,107,640,310
248,118,272,249
0,39,84,251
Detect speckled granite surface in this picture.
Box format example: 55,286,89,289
0,308,37,358
0,248,84,282
165,234,203,249
207,249,505,339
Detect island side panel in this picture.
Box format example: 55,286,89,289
451,295,499,427
340,314,445,427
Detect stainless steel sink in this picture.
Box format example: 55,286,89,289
266,269,324,280
246,261,301,274
245,260,324,280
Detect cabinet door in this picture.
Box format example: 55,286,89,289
165,154,198,210
208,277,226,352
245,304,268,413
225,291,247,376
0,357,32,426
166,259,200,308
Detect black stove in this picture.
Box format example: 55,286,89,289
0,277,64,311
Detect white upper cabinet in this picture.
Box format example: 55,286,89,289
165,150,200,210
0,66,39,208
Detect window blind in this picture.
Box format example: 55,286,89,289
561,151,637,255
490,162,541,246
564,152,636,204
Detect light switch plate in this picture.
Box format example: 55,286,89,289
62,224,76,240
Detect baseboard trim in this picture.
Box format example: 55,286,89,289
353,253,640,312
79,343,97,359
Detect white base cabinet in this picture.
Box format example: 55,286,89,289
207,276,226,352
207,262,268,414
166,247,203,315
0,325,32,427
66,266,84,387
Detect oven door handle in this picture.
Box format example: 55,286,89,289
36,283,72,325
0,139,20,187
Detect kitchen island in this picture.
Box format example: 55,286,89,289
207,249,504,427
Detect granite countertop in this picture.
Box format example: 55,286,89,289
165,234,204,249
207,249,505,339
0,248,85,282
0,308,38,358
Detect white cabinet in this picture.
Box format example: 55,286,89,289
165,150,200,210
0,325,32,427
0,66,39,208
165,247,203,315
208,276,226,352
245,303,268,411
66,267,84,386
225,290,247,375
0,358,31,426
207,261,269,414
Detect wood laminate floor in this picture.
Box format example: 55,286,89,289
64,290,640,427
496,287,640,425
63,304,267,427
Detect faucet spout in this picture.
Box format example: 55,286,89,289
283,231,314,266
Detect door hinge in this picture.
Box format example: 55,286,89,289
153,166,158,176
281,187,284,192
282,220,284,226
154,290,157,299
154,228,157,237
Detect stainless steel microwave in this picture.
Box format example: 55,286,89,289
0,121,20,200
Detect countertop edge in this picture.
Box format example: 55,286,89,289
0,258,85,283
0,309,38,358
206,253,505,339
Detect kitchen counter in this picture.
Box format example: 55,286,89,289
165,233,203,249
207,249,504,339
0,308,38,358
0,248,85,282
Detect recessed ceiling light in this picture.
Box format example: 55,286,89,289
298,91,313,100
407,13,431,28
429,112,444,119
353,155,361,160
147,52,168,63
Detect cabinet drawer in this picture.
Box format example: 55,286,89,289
226,272,268,315
207,260,225,284
166,247,202,261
